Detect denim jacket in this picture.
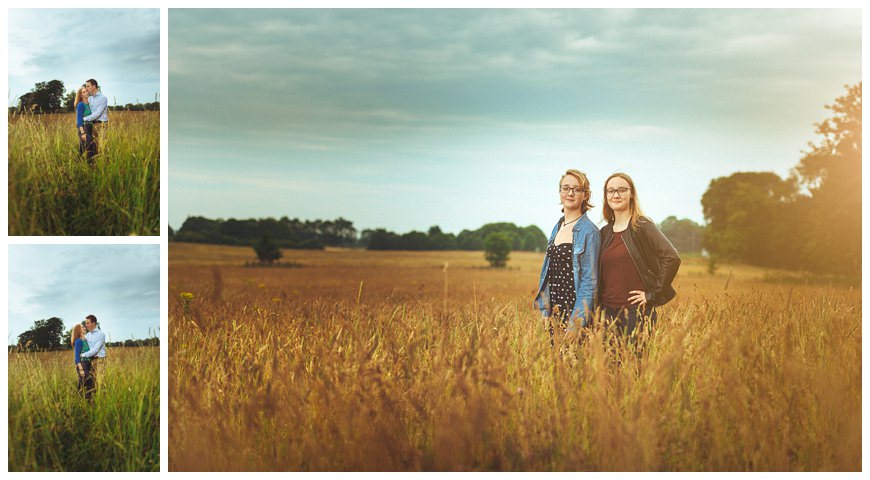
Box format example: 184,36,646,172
533,212,601,329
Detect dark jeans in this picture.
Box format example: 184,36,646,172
77,361,95,400
603,304,657,338
79,124,96,163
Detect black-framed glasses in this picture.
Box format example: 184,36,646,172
560,186,586,195
606,187,631,197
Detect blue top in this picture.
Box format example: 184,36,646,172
74,338,83,364
83,92,108,122
74,338,91,364
533,212,601,330
76,102,92,128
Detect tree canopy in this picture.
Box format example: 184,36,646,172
17,317,65,351
701,83,861,278
17,80,66,113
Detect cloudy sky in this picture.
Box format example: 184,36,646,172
8,245,160,345
7,9,160,107
169,9,861,235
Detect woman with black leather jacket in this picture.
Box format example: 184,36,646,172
599,172,680,337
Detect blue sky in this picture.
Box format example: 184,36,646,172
7,9,160,107
8,245,160,345
169,9,861,235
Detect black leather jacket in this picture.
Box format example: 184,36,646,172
599,217,681,306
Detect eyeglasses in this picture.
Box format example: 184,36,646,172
606,187,631,197
560,186,586,196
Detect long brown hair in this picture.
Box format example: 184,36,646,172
559,169,595,214
602,172,645,230
70,324,84,348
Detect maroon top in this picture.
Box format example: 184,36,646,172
600,231,646,308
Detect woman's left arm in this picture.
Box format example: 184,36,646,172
643,222,681,304
629,222,681,306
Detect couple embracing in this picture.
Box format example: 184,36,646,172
535,169,681,341
70,314,107,401
74,79,108,164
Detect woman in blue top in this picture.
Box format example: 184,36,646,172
534,169,601,341
72,323,94,399
75,86,96,162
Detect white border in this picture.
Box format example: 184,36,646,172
2,1,866,478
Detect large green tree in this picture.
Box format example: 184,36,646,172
793,83,861,277
17,317,65,351
18,80,66,113
700,83,861,277
701,172,800,268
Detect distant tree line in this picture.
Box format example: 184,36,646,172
10,79,159,114
105,338,160,348
12,316,158,352
701,83,861,279
171,216,356,249
658,216,704,254
361,223,548,252
172,216,550,252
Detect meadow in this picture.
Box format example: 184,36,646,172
8,346,160,471
169,243,861,471
7,111,160,236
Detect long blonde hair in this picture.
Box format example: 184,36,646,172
602,172,645,230
559,169,594,214
70,324,84,348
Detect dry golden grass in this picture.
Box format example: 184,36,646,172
169,243,860,471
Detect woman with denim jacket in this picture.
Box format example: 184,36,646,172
599,172,680,337
534,169,601,339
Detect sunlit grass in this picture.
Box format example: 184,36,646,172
169,244,860,471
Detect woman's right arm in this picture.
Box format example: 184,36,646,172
76,103,84,129
640,220,681,304
74,339,83,364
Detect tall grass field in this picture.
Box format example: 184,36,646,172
8,347,160,471
7,111,159,236
169,243,860,471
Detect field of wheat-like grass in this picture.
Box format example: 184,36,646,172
7,111,159,236
169,243,860,471
8,347,160,471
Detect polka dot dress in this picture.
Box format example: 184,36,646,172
546,242,575,331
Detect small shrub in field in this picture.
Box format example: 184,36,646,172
484,232,512,268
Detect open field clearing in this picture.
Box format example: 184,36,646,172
8,111,159,236
8,347,159,471
169,243,860,471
